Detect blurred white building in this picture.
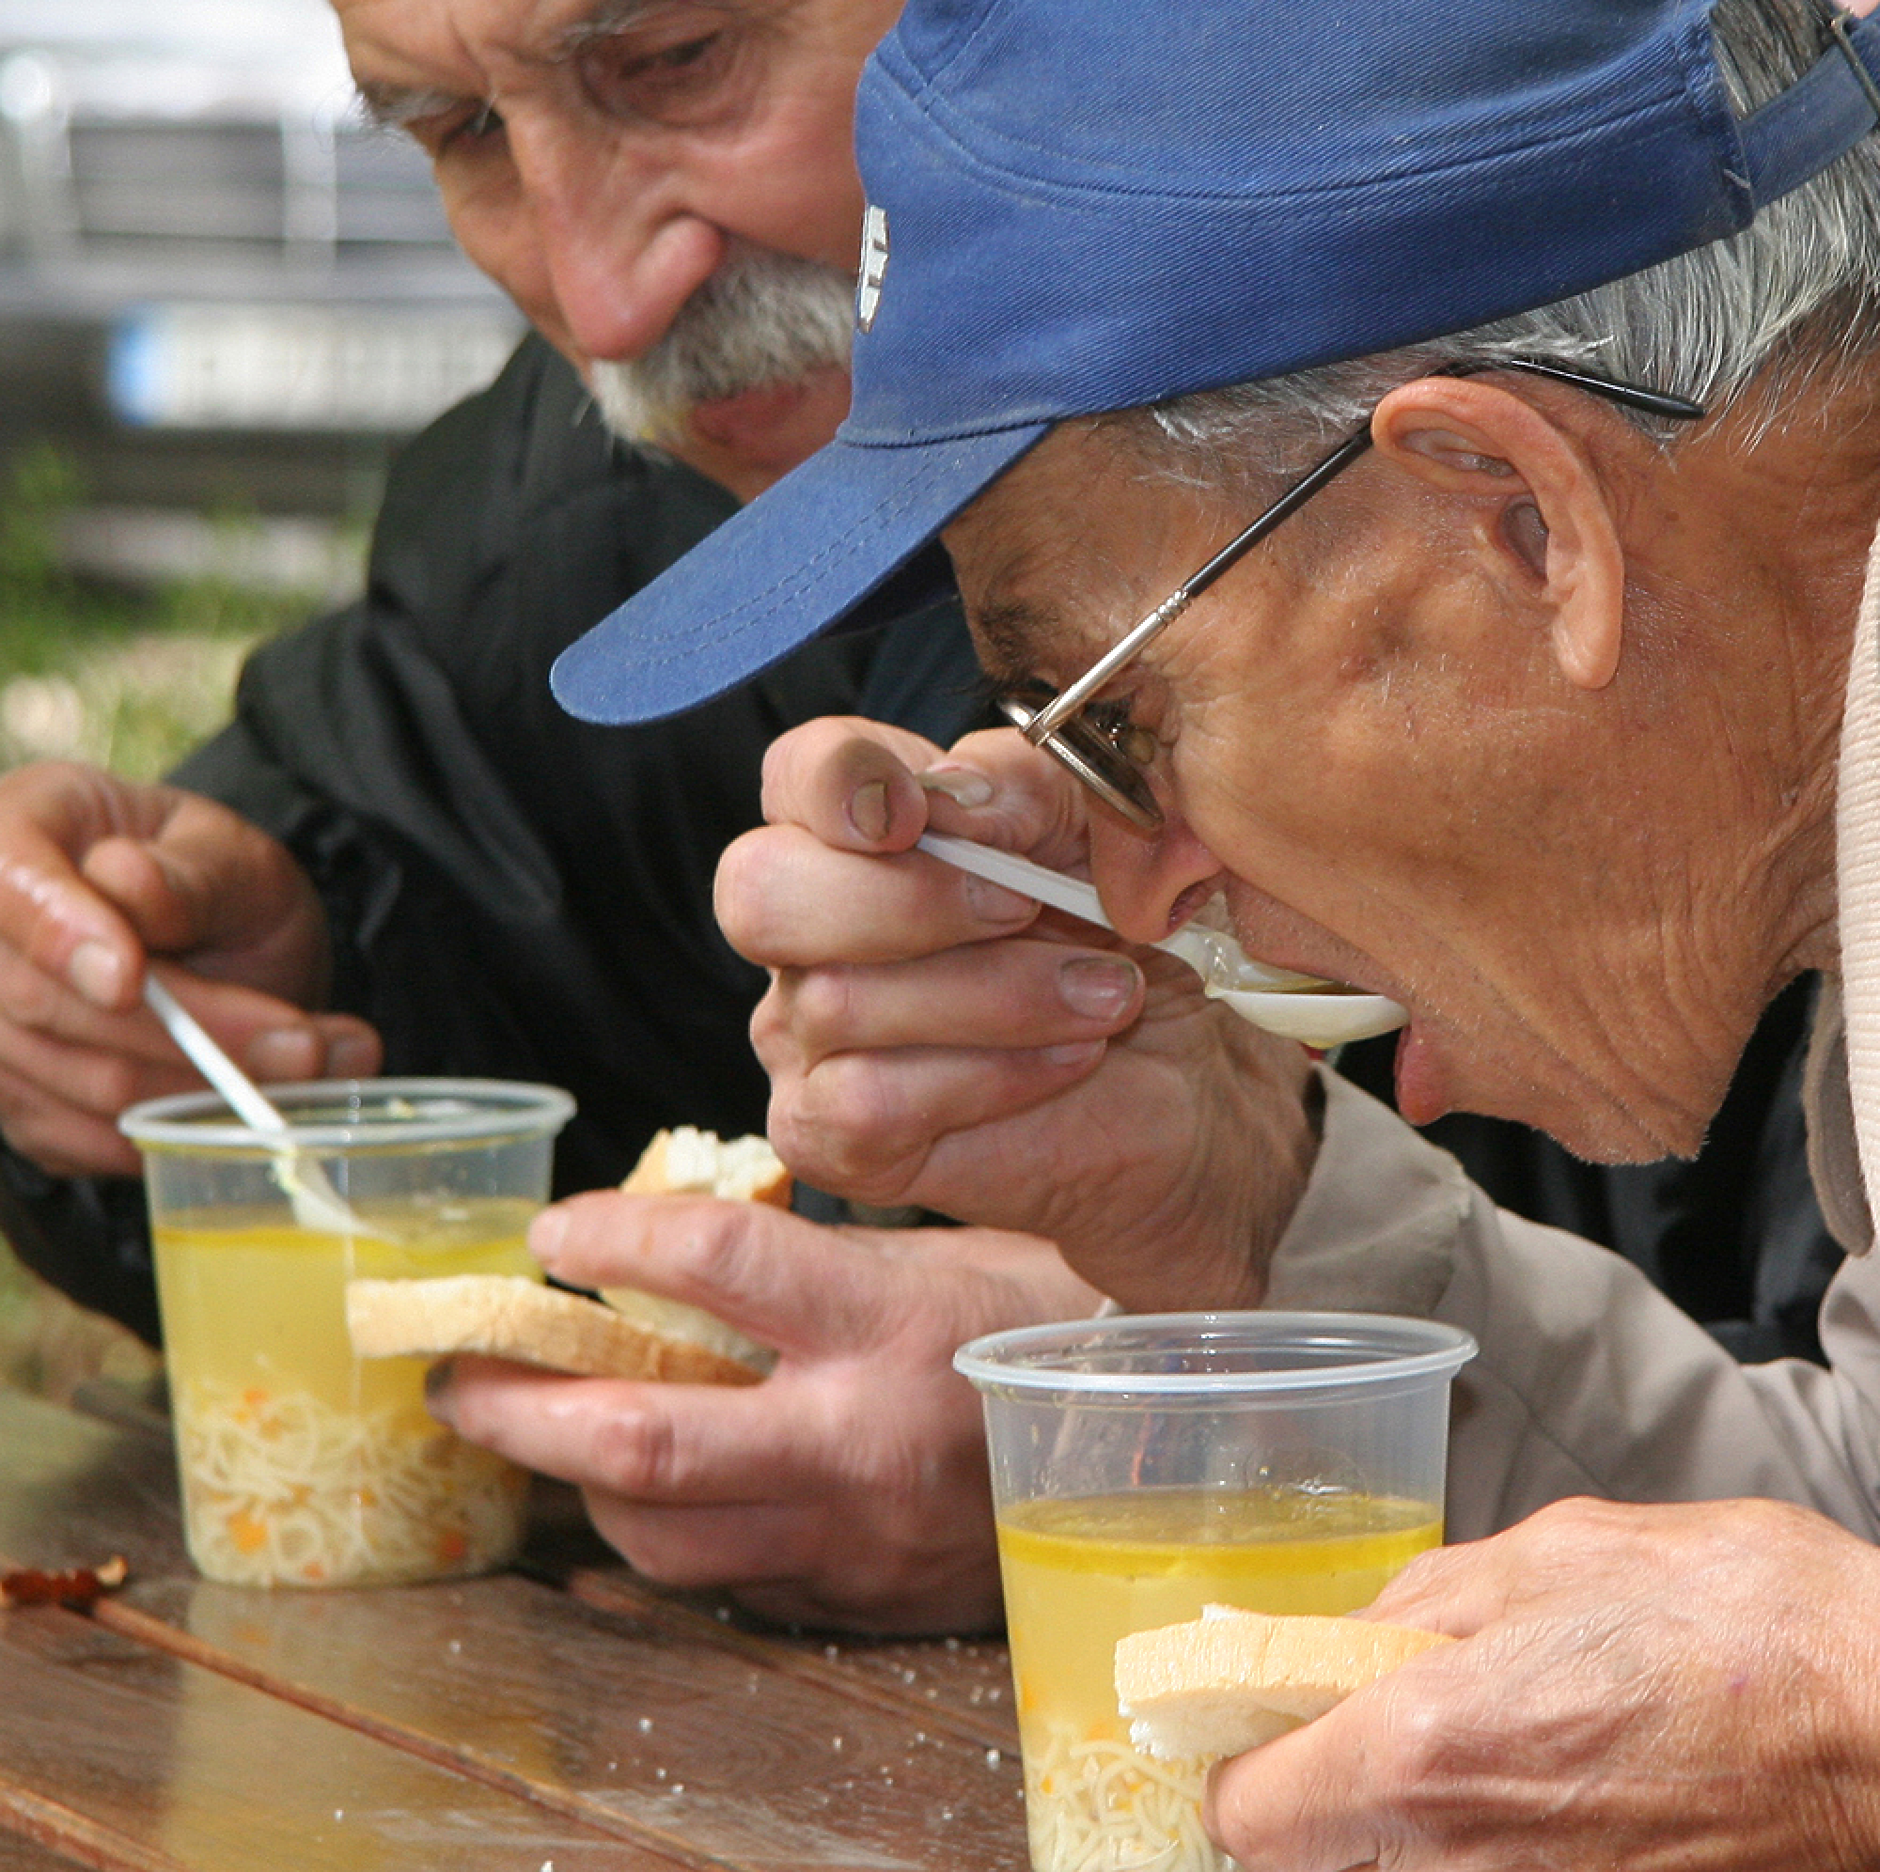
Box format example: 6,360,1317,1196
0,0,521,574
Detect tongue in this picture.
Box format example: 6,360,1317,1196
1393,1023,1447,1126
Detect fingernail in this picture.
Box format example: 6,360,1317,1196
246,1028,318,1080
1058,956,1140,1020
529,1206,569,1271
918,765,994,808
326,1034,377,1079
849,779,890,843
1042,1039,1107,1067
69,940,124,1009
423,1358,456,1421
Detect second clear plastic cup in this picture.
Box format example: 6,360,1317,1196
121,1077,575,1589
955,1309,1476,1872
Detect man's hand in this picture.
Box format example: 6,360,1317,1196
0,761,381,1176
1207,1496,1880,1870
427,1190,1103,1633
713,717,1319,1311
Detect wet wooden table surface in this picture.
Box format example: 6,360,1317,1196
0,1386,1026,1872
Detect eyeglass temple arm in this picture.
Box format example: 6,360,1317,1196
1025,426,1377,740
1021,358,1703,744
1481,357,1705,423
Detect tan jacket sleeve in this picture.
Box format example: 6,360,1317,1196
1263,1067,1880,1543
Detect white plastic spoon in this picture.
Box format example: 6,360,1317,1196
915,832,1407,1048
143,976,393,1239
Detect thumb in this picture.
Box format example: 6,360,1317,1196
759,717,940,852
80,836,213,956
79,798,327,998
1203,1703,1391,1872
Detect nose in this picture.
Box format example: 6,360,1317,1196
1087,804,1228,949
509,117,724,363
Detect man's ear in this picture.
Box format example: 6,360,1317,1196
1369,376,1626,690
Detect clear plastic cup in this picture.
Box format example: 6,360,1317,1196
955,1310,1476,1872
121,1077,575,1589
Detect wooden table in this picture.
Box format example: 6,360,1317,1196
0,1386,1028,1871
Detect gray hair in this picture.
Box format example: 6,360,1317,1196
1129,0,1880,482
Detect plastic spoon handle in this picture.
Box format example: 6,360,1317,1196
143,976,388,1240
915,833,1318,991
144,976,291,1134
914,834,1406,1048
917,832,1112,925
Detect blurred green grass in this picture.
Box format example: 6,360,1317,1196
0,443,336,1398
0,442,318,779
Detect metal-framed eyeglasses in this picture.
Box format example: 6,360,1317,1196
997,358,1707,830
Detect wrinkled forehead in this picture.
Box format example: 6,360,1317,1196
335,0,730,101
942,418,1226,684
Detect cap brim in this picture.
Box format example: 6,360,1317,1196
552,421,1048,726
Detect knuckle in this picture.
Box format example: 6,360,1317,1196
763,1091,824,1180
672,1209,752,1293
77,1052,144,1120
588,1405,680,1497
781,1063,926,1200
782,964,861,1052
756,724,811,806
1518,1493,1615,1549
747,982,802,1073
0,1105,52,1165
710,831,766,952
1379,1687,1454,1791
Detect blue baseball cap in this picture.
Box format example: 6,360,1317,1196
554,0,1880,726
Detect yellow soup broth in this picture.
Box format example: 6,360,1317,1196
998,1487,1441,1872
154,1200,539,1587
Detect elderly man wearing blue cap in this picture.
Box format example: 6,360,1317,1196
557,0,1880,1860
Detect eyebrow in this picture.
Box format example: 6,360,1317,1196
353,0,694,127
558,0,746,56
556,0,659,54
354,81,461,129
971,596,1067,685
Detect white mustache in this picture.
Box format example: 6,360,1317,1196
589,245,855,443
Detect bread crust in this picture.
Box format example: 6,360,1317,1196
345,1275,765,1386
1116,1605,1454,1760
346,1131,791,1387
619,1126,791,1206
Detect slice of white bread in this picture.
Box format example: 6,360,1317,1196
1115,1603,1456,1761
599,1126,790,1376
619,1126,793,1207
345,1274,766,1386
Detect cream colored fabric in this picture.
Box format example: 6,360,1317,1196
1805,978,1871,1255
1837,518,1880,1244
1266,1069,1880,1541
1267,1067,1880,1541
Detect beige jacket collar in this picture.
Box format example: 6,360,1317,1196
1819,513,1880,1255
